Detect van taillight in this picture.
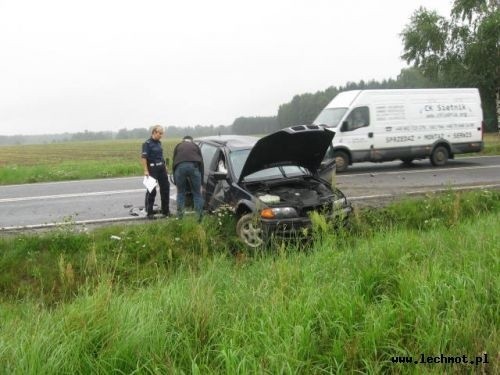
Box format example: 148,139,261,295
481,121,485,140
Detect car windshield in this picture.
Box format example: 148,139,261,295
312,107,347,128
229,149,309,181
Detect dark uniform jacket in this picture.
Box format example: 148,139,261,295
141,138,165,165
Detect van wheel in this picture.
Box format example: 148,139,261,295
334,151,349,172
430,146,449,166
236,213,263,248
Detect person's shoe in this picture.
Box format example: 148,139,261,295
146,214,156,220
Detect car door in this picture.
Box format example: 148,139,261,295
197,142,219,206
198,142,232,211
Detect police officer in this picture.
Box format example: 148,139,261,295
141,125,170,219
173,135,204,221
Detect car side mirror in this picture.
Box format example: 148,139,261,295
213,171,228,181
341,121,349,132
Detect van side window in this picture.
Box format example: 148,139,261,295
343,106,370,131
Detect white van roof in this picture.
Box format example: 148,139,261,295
324,88,479,109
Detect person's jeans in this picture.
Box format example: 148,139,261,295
174,162,203,220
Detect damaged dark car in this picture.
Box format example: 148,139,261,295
196,125,352,247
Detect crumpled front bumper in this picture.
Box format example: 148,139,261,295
260,202,352,240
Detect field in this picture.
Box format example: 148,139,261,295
0,133,499,185
0,190,499,373
0,138,180,185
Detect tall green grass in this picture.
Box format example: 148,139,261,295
0,191,499,373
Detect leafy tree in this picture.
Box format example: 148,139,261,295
401,0,499,131
394,67,436,88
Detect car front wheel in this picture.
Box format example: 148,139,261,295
236,213,264,248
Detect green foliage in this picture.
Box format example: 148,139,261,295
401,0,500,131
352,189,500,236
0,214,243,305
482,133,500,154
0,191,499,373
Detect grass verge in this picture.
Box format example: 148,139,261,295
0,190,499,373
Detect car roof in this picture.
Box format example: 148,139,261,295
195,135,259,150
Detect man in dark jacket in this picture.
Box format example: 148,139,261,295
141,125,170,219
173,135,204,220
173,135,203,221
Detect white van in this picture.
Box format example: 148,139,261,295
312,89,484,171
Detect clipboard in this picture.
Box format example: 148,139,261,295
143,176,158,193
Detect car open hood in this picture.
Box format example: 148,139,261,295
238,125,335,182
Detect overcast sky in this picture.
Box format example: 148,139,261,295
0,0,452,136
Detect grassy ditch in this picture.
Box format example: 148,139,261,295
0,134,499,185
0,190,499,373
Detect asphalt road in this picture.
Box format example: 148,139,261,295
1,156,499,231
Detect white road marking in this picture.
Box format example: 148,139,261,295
1,159,499,231
0,176,142,188
349,183,500,200
0,189,144,203
0,189,179,204
342,164,500,178
0,216,142,231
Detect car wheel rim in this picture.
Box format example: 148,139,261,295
240,221,263,247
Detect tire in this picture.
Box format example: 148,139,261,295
236,213,264,248
430,145,449,166
334,151,349,172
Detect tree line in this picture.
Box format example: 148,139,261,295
1,0,497,145
0,68,439,145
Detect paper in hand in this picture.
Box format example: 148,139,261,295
143,176,158,193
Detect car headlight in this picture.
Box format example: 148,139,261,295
260,207,298,219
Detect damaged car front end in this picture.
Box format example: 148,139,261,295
196,125,352,247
